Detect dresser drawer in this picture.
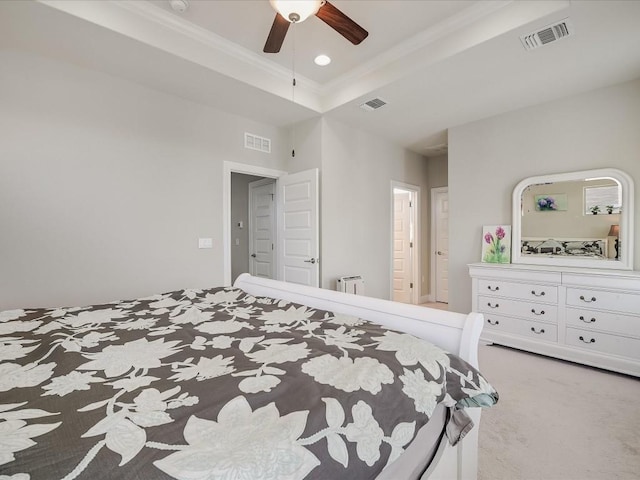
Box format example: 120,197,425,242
566,308,640,338
478,279,558,303
478,295,558,323
483,313,558,342
566,288,640,315
566,327,640,360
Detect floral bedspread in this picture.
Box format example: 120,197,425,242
0,287,497,480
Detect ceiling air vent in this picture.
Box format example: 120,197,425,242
360,98,387,111
520,18,573,51
244,132,271,153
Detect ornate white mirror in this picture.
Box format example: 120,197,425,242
512,168,634,270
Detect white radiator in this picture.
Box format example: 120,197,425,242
336,275,364,295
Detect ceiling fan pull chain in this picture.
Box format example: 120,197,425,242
291,22,296,158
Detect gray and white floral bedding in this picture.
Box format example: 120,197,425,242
0,286,498,480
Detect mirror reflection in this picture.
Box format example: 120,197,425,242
512,168,634,270
521,177,621,260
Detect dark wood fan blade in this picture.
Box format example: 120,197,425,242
315,1,368,45
264,13,290,53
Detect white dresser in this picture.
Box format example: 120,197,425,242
469,263,640,376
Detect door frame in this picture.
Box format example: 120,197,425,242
389,181,420,304
223,161,286,285
430,186,448,303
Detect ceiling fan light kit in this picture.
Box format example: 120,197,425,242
264,0,368,53
269,0,323,23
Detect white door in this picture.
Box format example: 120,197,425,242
393,189,413,303
278,169,319,287
249,179,276,279
434,189,449,303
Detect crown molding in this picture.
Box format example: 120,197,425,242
38,0,324,110
113,1,323,94
319,1,513,96
318,0,570,111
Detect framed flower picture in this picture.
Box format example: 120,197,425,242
534,193,568,211
482,225,511,263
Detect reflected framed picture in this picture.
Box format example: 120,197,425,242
534,193,568,211
482,225,511,263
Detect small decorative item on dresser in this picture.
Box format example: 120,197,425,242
482,225,511,264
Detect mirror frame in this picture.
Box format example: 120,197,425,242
512,168,634,270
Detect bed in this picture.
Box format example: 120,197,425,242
0,273,497,479
521,237,608,258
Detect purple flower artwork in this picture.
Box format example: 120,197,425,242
534,193,568,212
482,225,511,264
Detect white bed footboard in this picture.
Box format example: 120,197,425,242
233,274,485,480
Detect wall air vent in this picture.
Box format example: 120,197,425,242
360,98,387,111
520,18,573,51
244,132,271,153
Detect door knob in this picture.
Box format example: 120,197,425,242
251,254,256,258
437,251,443,255
304,258,316,264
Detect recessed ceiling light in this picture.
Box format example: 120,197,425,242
314,55,331,66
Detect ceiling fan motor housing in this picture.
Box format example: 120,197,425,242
269,0,323,24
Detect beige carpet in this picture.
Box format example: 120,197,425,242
477,344,640,480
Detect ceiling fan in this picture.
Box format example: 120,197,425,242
264,0,368,53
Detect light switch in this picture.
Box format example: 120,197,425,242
198,238,213,249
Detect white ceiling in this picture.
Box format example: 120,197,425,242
2,0,640,156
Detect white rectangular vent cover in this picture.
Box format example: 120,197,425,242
360,98,387,111
520,18,573,51
244,132,271,153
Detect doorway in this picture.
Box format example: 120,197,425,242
391,183,419,304
230,173,275,284
224,162,285,286
248,178,276,279
430,187,449,304
223,162,320,288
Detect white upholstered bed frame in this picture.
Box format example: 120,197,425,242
234,273,485,480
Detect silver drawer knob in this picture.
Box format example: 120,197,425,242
531,309,545,316
531,327,545,334
531,290,546,297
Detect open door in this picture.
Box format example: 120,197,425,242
393,188,416,303
249,178,276,279
433,188,449,303
277,169,319,287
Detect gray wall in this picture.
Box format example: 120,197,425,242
1,51,432,310
319,118,430,300
448,79,640,313
0,51,289,309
